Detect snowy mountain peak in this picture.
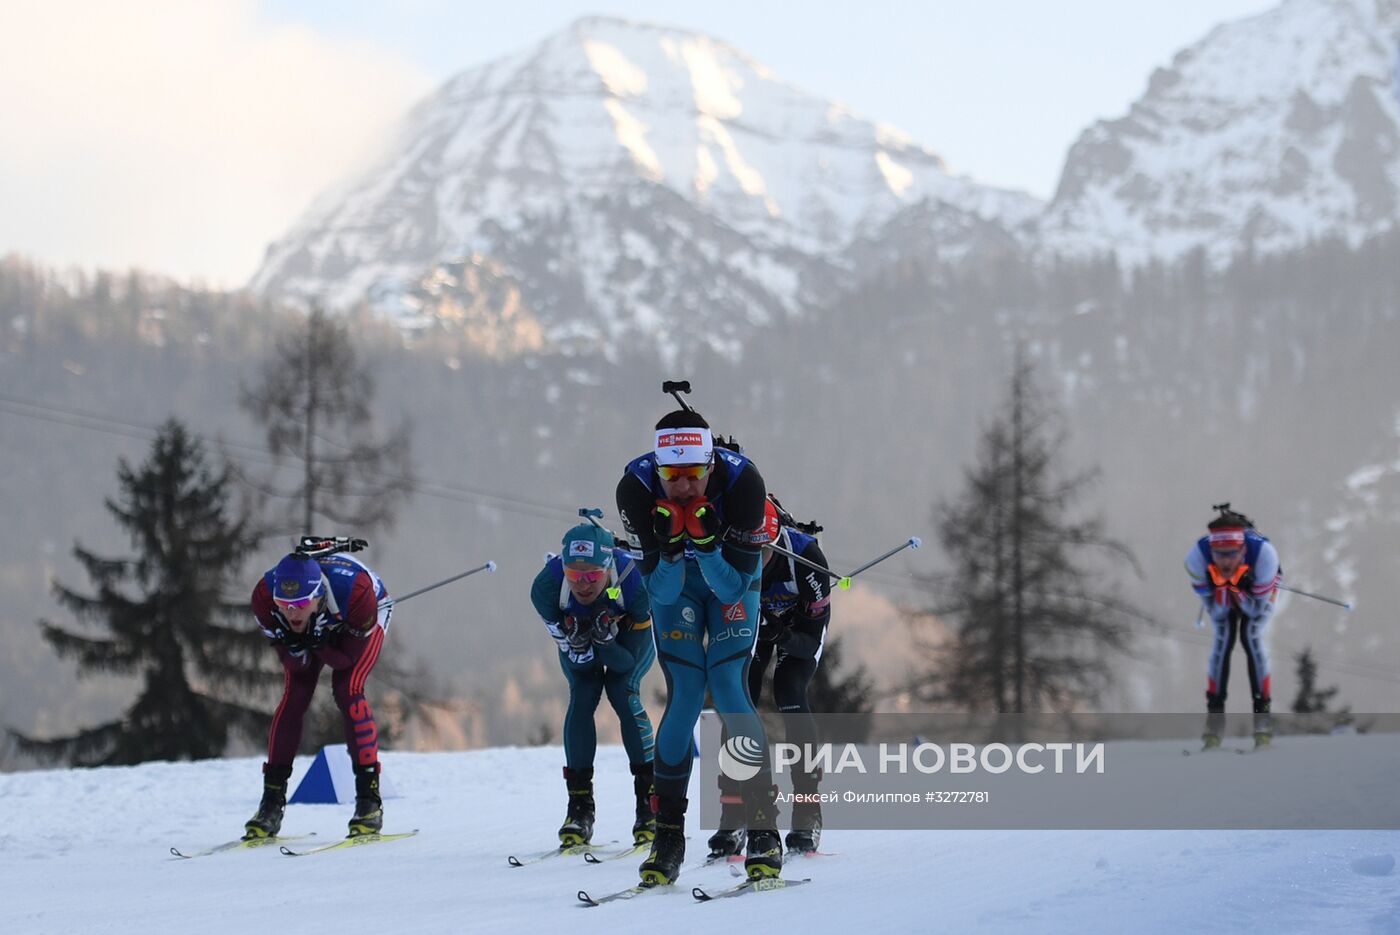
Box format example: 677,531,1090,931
1040,0,1400,264
250,17,1039,353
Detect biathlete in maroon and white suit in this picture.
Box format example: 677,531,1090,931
244,549,391,839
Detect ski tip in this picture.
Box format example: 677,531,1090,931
692,886,711,901
507,855,524,867
583,851,602,864
577,890,599,907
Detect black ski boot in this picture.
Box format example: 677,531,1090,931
558,766,595,846
706,792,747,859
630,762,656,845
348,763,383,836
639,795,686,885
786,769,823,854
786,801,823,854
243,763,291,840
743,784,783,881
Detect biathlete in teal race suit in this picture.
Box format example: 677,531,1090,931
530,522,656,846
616,409,782,885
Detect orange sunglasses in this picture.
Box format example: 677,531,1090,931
656,462,712,482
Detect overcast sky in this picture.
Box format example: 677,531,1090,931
1,0,1275,287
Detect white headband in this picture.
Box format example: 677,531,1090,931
654,427,714,465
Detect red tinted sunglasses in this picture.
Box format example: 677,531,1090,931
274,595,319,610
564,567,608,584
657,462,711,481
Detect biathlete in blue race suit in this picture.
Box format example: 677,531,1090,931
529,521,656,846
616,408,782,885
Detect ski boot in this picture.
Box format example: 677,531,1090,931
1201,696,1225,751
558,766,595,846
243,763,291,840
706,791,747,860
785,800,823,855
639,796,686,885
630,762,656,845
1253,698,1272,749
743,784,783,881
348,763,383,836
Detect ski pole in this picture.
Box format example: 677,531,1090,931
1277,584,1353,610
380,561,497,607
838,537,922,589
766,536,922,591
765,540,840,582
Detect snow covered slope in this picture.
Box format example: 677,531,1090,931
1041,0,1400,264
3,741,1396,933
249,17,1039,354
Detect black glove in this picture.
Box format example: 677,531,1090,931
278,626,312,653
307,612,339,646
280,615,334,653
652,501,687,557
684,500,722,552
758,614,790,645
562,615,592,653
592,612,620,646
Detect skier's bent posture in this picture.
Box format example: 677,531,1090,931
246,548,390,839
1185,504,1281,749
616,409,781,884
530,520,656,846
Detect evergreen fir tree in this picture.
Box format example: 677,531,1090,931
238,306,414,535
1290,647,1349,717
11,420,271,765
907,356,1142,712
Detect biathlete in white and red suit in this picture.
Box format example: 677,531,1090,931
1185,504,1281,748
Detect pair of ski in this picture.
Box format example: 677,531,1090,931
578,851,819,905
1180,745,1273,757
506,839,651,867
579,874,812,905
170,830,418,859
